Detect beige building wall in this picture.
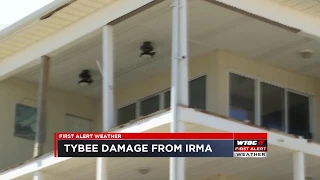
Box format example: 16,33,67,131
1,49,319,170
109,49,320,140
0,78,98,170
212,50,318,140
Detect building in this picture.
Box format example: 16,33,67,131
0,0,320,179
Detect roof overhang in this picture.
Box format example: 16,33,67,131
1,107,320,179
0,0,73,40
0,0,158,81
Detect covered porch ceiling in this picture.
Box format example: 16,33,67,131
13,0,320,99
10,123,320,180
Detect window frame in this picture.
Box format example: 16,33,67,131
117,74,207,120
227,70,314,136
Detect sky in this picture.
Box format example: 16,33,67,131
0,0,54,30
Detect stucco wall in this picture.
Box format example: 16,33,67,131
0,77,98,170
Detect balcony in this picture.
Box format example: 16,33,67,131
1,0,320,179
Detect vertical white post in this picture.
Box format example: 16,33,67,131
102,25,115,131
170,0,188,180
96,25,115,180
293,151,305,180
177,0,189,106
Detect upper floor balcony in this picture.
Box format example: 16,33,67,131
1,0,320,179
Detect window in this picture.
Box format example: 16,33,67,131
189,76,206,110
117,103,136,125
14,104,37,140
140,95,160,116
228,73,311,137
229,73,255,123
288,92,310,136
163,76,207,110
117,75,207,124
65,115,91,132
261,82,285,131
164,91,171,109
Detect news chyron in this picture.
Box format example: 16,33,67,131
233,139,267,158
54,132,268,158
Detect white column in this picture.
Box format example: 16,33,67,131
170,0,188,180
96,25,115,180
293,151,305,180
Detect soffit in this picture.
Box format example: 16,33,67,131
0,0,115,60
269,0,320,18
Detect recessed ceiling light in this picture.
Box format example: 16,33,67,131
299,49,313,59
306,177,313,180
137,167,151,175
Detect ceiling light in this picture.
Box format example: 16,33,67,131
299,49,313,59
137,167,151,175
140,41,156,60
78,70,93,86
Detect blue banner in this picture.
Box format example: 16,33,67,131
57,140,234,157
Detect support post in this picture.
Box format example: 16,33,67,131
96,25,115,180
33,55,50,157
170,1,188,180
33,55,50,180
293,151,305,180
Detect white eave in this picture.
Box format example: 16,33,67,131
0,0,115,60
0,0,73,41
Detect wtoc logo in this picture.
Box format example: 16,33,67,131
236,140,265,146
